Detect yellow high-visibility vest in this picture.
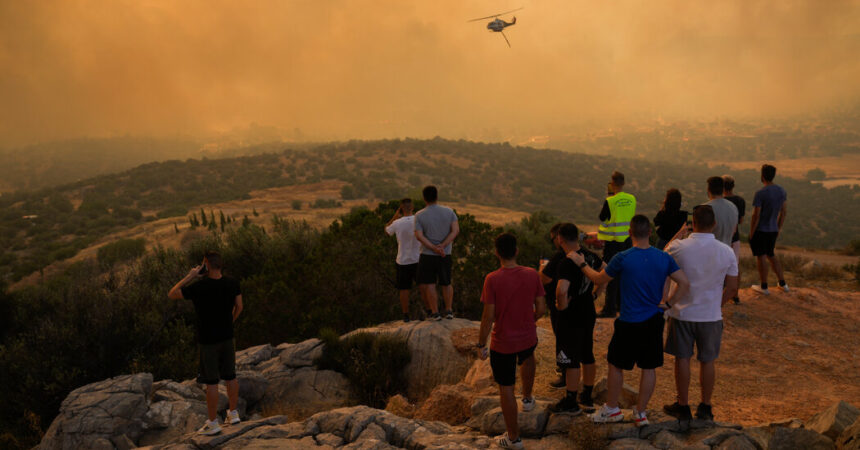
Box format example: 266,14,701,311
598,192,637,242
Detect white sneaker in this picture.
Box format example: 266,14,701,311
751,285,770,296
197,419,222,436
226,409,241,425
497,432,525,449
632,407,649,427
590,404,624,423
521,396,536,412
779,283,790,293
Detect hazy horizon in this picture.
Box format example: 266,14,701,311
2,0,859,148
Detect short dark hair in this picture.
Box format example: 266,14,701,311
422,185,438,203
707,176,724,196
557,223,579,243
204,251,223,270
761,164,777,182
629,215,651,239
400,198,413,208
549,223,562,239
692,205,716,230
495,233,517,259
611,171,625,187
722,175,735,191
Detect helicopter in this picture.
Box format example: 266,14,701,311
468,7,523,47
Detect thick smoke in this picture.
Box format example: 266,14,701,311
0,0,858,146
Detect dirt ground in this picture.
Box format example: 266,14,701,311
528,286,860,426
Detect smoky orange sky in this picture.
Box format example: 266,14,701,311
1,0,859,147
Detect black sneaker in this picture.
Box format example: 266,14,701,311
578,392,594,408
549,374,566,390
695,403,714,421
403,314,410,323
430,312,442,321
663,402,692,421
445,310,454,320
548,396,582,415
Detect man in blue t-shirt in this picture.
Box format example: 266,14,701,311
749,164,788,296
568,215,689,427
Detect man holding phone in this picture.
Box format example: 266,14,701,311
168,252,243,436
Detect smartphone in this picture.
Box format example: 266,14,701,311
198,264,208,275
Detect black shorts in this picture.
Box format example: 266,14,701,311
490,344,537,386
198,339,237,385
750,231,778,257
395,263,418,290
607,314,665,370
556,321,596,368
417,254,452,286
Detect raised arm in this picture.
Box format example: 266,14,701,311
168,267,202,300
567,252,614,285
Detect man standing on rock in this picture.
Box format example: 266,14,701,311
550,223,606,415
414,185,459,320
569,215,689,427
704,176,739,247
169,252,243,435
478,233,547,449
749,164,789,295
385,198,422,322
662,205,738,422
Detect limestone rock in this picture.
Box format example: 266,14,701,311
480,400,551,437
235,343,275,369
236,370,269,408
346,318,477,399
769,427,835,450
188,415,290,450
807,400,860,441
384,394,415,419
414,383,474,425
278,338,324,368
801,259,823,273
592,376,640,409
838,416,860,450
315,432,345,446
652,429,683,449
39,373,153,450
608,438,659,449
715,435,757,450
463,358,495,392
152,380,205,402
259,366,352,416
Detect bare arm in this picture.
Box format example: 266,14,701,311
721,275,739,306
665,269,690,308
555,280,570,310
168,267,202,300
567,251,614,285
534,295,547,321
777,201,787,232
386,209,403,228
749,206,761,239
439,220,460,251
592,262,608,298
414,229,440,254
478,303,495,348
232,295,244,321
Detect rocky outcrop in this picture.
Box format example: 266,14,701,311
839,416,860,450
807,400,860,441
345,318,478,399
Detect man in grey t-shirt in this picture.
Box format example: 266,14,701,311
704,177,738,247
414,185,459,320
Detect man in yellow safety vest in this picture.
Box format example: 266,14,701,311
597,171,637,317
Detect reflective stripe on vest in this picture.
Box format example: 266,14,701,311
598,192,637,242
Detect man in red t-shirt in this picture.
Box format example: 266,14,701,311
478,233,547,449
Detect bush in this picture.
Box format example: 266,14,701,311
315,329,411,408
97,238,147,269
311,198,342,209
291,200,302,210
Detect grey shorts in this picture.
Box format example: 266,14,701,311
664,318,723,362
198,339,237,385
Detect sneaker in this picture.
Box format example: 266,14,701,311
226,409,241,425
632,408,649,427
548,396,582,415
732,297,740,305
663,402,692,421
751,285,770,296
430,312,442,321
521,396,536,412
445,310,454,320
590,404,624,423
549,374,566,390
695,403,714,421
578,392,594,408
402,313,410,323
197,419,222,436
779,283,790,293
497,432,525,449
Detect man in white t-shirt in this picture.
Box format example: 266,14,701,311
385,198,422,322
662,205,739,423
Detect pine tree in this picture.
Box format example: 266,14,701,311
174,223,180,234
252,207,259,217
242,215,251,228
200,208,208,226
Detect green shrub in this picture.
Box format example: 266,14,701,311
311,198,342,209
97,238,147,268
315,329,411,408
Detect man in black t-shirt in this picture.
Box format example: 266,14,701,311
722,175,745,304
539,224,566,389
169,252,243,436
549,223,606,415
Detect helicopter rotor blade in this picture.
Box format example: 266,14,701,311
501,30,511,47
467,6,523,22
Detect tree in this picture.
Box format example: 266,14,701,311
200,208,208,226
806,168,826,181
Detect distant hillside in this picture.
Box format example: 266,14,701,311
0,138,856,282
